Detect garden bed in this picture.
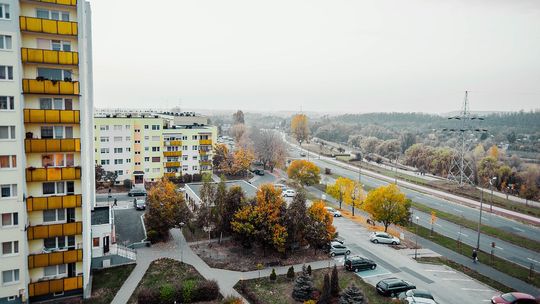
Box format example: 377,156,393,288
191,239,331,271
87,264,136,304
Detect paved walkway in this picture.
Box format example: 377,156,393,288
111,229,337,304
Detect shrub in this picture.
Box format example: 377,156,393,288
307,265,312,276
182,279,196,303
331,265,340,297
292,265,314,302
287,266,295,279
146,230,159,243
137,287,160,304
318,273,331,304
222,296,243,304
270,268,277,281
194,280,220,302
339,284,366,304
160,283,175,303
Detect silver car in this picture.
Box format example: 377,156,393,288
370,232,401,245
329,241,351,257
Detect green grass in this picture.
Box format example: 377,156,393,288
406,223,540,288
417,257,513,293
235,267,394,304
128,258,206,303
85,264,136,304
410,202,540,253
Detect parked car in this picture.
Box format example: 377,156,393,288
344,256,377,272
300,152,306,157
329,241,351,257
254,169,265,176
491,292,539,304
282,189,296,197
133,198,146,210
325,206,342,217
370,232,401,245
398,289,437,304
333,236,345,244
128,188,147,197
376,278,416,297
274,184,287,192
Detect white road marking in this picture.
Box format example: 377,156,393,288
443,278,472,281
495,246,504,251
527,257,540,264
458,232,469,237
461,288,493,292
512,227,525,232
435,223,442,227
358,272,392,279
424,269,456,273
453,208,464,213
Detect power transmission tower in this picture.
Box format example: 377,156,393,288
444,91,486,187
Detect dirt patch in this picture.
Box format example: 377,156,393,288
191,239,330,271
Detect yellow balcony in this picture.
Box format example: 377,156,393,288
27,194,82,212
27,0,77,6
199,161,212,166
163,151,182,157
28,249,82,269
26,167,81,182
23,79,80,95
164,162,180,168
25,138,80,153
27,221,83,240
164,172,177,178
24,109,80,124
169,140,182,146
199,139,212,145
20,16,78,36
29,275,83,297
21,48,78,65
199,150,208,156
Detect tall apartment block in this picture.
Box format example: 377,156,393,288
0,0,94,302
94,112,216,186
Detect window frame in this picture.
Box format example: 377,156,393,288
1,240,18,256
0,96,14,111
2,269,20,286
0,184,17,199
1,212,18,228
0,34,12,50
0,65,13,80
0,4,10,20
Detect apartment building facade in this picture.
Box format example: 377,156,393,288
94,114,216,186
0,0,94,302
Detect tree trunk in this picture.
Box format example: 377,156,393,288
219,231,223,244
384,223,389,232
352,205,355,216
339,200,342,210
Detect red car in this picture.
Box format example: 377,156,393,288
491,292,538,304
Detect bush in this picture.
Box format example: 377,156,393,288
194,280,220,302
270,268,277,281
237,280,263,304
222,295,243,304
331,265,340,297
287,266,295,279
182,279,196,303
137,287,160,304
339,284,366,304
292,265,314,302
160,283,175,303
307,265,312,276
146,230,159,243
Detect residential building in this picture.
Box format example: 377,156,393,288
94,112,217,186
0,0,94,302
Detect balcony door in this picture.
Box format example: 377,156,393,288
103,236,109,254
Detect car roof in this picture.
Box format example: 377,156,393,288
507,292,536,299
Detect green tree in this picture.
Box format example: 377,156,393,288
223,185,245,233
284,190,309,251
270,268,277,281
318,273,331,304
214,179,228,243
287,266,295,280
292,265,313,302
339,284,366,304
287,160,321,187
363,184,410,232
331,265,339,297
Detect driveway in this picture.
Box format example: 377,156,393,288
114,207,146,246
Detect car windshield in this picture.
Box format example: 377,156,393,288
500,294,517,302
413,291,433,299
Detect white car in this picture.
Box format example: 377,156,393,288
399,290,437,304
325,207,342,217
370,232,401,245
282,189,296,197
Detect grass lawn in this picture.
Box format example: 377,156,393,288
128,258,206,303
235,267,394,304
406,223,540,288
85,264,136,304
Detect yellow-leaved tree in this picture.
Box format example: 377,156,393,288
287,159,320,187
305,200,336,253
291,114,310,145
231,147,254,176
343,180,365,216
326,177,353,210
363,184,411,232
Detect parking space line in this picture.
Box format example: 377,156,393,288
424,269,456,273
442,278,472,281
358,272,392,279
461,288,492,292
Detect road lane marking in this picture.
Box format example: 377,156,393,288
424,269,456,273
461,288,492,292
495,246,504,251
453,208,464,213
442,278,472,281
512,227,525,232
458,232,469,237
434,223,442,227
527,258,540,264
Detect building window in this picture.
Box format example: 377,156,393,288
144,157,149,162
126,159,131,163
125,125,130,130
100,125,109,131
1,213,18,227
144,125,149,129
39,98,72,110
134,129,140,133
42,181,73,195
152,147,160,152
113,125,122,131
100,159,110,165
0,96,14,111
0,4,10,20
1,241,18,255
44,236,74,250
0,35,12,50
100,148,109,154
182,146,188,151
0,126,15,140
0,184,16,199
114,159,123,165
44,264,66,277
126,136,131,141
0,155,16,169
134,140,140,144
134,151,140,155
2,269,19,285
152,157,160,163
43,209,66,223
126,147,131,152
115,170,123,176
144,168,149,173
50,39,71,51
144,136,149,140
135,162,140,165
100,137,109,142
92,237,99,247
192,166,198,171
114,148,123,153
192,146,198,150
41,126,72,139
192,135,197,140
114,136,122,142
37,67,72,81
0,65,13,80
36,8,69,21
152,125,160,130
41,154,74,167
144,147,149,151
152,136,160,141
152,168,160,173
182,155,188,161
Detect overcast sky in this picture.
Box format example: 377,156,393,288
90,0,540,114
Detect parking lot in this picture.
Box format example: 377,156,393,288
113,199,146,246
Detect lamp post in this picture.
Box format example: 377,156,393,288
489,176,497,212
414,216,420,259
476,189,484,250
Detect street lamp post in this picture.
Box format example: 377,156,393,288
476,189,484,250
414,216,420,259
489,177,497,212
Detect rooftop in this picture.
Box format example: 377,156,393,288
91,206,110,225
186,180,258,200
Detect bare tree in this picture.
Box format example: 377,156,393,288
251,129,288,172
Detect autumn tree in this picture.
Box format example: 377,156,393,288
230,123,247,143
291,114,310,145
251,129,288,171
145,178,191,242
287,160,320,187
326,177,353,210
360,137,381,155
231,147,254,176
284,190,309,251
213,143,231,172
305,201,336,252
487,145,500,159
363,184,410,232
196,181,216,237
478,156,501,186
223,185,245,233
343,180,365,216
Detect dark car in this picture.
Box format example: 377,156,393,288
344,256,377,272
128,188,147,197
133,198,146,210
376,278,416,297
254,169,265,176
491,292,539,304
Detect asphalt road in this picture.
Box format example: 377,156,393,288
286,146,540,269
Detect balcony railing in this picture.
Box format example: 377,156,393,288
23,79,80,95
25,138,81,153
27,194,82,212
163,151,182,157
28,249,83,269
28,275,83,297
199,160,212,166
27,0,77,6
167,140,182,146
199,150,210,156
20,16,78,36
26,167,81,182
24,109,80,124
21,48,78,65
164,172,177,178
164,162,180,168
199,139,212,145
27,221,83,240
